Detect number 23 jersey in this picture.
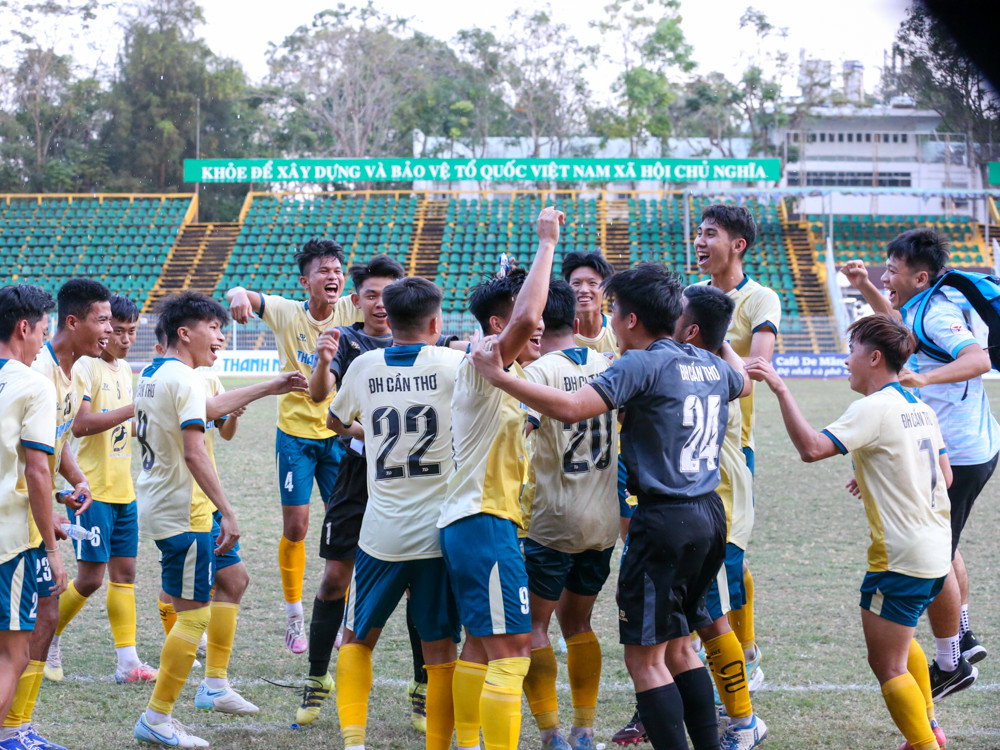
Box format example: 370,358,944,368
134,357,212,540
330,344,465,561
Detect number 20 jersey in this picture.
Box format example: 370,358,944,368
522,347,619,554
330,344,465,561
134,357,212,540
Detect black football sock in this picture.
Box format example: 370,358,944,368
308,596,345,678
636,683,688,750
406,596,427,684
673,667,722,750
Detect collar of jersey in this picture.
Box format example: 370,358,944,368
45,341,59,366
560,347,589,365
384,344,426,367
151,356,182,363
735,274,750,291
880,381,918,402
0,358,7,371
900,287,934,313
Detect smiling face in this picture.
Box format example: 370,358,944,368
106,317,138,360
300,255,345,307
880,255,927,310
69,300,112,357
353,276,395,336
694,219,744,275
568,266,605,316
183,317,227,368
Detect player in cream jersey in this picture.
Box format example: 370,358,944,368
5,279,109,750
226,238,362,652
133,292,241,749
694,204,780,693
326,277,464,750
0,285,68,750
518,281,619,750
750,314,951,750
563,251,619,361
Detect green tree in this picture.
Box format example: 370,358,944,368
591,0,695,156
893,2,1000,183
673,72,742,157
733,7,788,158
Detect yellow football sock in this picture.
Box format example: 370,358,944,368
54,581,88,636
907,639,935,722
425,661,457,750
566,631,601,728
107,582,137,648
705,631,753,719
205,601,239,679
522,646,559,731
454,659,487,748
335,643,372,747
19,660,45,723
729,565,756,653
3,661,43,727
278,536,305,605
148,606,210,716
481,657,529,750
157,598,177,636
881,673,937,750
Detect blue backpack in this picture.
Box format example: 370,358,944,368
911,269,1000,371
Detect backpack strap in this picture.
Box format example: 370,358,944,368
911,285,951,363
934,271,1000,371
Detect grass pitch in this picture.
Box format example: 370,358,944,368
35,378,1000,749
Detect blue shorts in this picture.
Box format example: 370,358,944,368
706,543,747,620
523,538,614,602
275,428,346,506
155,532,215,602
73,499,138,563
618,461,634,519
0,551,37,631
346,549,460,643
211,511,242,571
29,544,57,599
859,571,946,627
440,514,530,637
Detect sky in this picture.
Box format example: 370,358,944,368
197,0,913,98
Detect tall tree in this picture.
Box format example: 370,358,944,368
673,73,742,157
733,7,788,158
591,0,695,156
893,2,1000,183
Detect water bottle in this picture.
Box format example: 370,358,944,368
61,524,98,543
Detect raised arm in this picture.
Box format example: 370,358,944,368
226,286,265,324
495,207,563,367
206,371,307,421
308,329,341,402
746,357,840,462
73,399,134,438
182,426,239,555
841,259,896,318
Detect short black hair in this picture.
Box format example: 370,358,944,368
682,285,735,352
468,268,527,332
155,292,230,348
847,314,916,373
57,278,111,328
542,279,577,336
348,254,405,292
562,251,615,282
701,204,757,256
110,295,139,323
154,317,166,347
295,238,345,276
383,277,442,335
603,263,683,337
885,228,949,279
0,284,55,342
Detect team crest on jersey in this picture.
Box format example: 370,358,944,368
298,333,307,342
111,424,128,453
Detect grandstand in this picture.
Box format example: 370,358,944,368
3,190,998,357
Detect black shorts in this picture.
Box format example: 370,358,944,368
523,538,615,602
617,492,726,646
318,449,369,561
948,452,998,556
